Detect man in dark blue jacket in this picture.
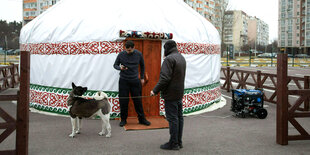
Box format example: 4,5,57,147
114,40,150,127
151,40,186,150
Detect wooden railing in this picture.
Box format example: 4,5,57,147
0,51,30,154
220,66,310,111
0,64,20,92
276,54,310,145
221,54,310,145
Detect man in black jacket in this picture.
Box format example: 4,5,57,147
151,40,186,150
114,40,150,127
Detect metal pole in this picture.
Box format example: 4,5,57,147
226,46,229,66
271,47,274,67
4,35,8,64
292,48,295,67
249,50,252,67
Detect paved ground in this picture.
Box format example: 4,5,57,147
1,87,310,155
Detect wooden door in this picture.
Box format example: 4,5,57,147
124,39,161,117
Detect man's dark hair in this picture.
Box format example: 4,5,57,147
125,40,135,48
164,40,177,56
164,40,177,51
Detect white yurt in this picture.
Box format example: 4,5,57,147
20,0,223,118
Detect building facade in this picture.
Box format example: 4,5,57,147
223,10,249,51
278,0,309,54
223,10,269,52
23,0,61,24
248,16,269,46
184,0,228,35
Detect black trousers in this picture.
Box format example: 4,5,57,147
165,99,184,145
119,78,145,121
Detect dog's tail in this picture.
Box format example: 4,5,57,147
94,91,108,100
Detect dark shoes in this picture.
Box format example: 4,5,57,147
160,142,180,150
119,120,127,127
179,143,183,149
139,118,151,126
120,118,150,126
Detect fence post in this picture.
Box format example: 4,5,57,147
304,76,309,111
227,66,231,92
257,70,262,89
16,51,30,155
11,64,15,88
276,53,288,145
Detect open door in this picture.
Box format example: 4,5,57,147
124,39,162,117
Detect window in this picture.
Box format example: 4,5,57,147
287,40,292,46
288,33,293,39
281,40,285,46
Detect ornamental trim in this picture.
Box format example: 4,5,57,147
30,82,221,117
20,41,220,55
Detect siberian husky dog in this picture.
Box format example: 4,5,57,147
67,82,111,138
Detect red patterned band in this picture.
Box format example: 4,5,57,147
20,41,220,55
20,41,124,55
177,43,220,55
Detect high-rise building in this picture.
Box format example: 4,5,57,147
183,0,228,35
248,16,269,46
278,0,309,54
23,0,61,24
223,10,269,51
223,10,249,51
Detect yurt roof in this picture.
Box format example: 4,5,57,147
20,0,220,44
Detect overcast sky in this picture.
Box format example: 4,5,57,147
0,0,278,42
0,0,23,22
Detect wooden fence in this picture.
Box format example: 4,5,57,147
221,53,310,145
221,66,309,110
0,64,20,92
276,54,310,145
0,51,30,154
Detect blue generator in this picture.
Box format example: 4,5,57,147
231,89,267,119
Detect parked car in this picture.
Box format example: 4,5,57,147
0,49,20,55
295,54,310,58
287,54,294,58
257,53,276,58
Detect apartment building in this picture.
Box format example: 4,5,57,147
184,0,228,34
223,10,269,52
248,16,269,46
23,0,61,24
223,10,249,51
279,0,310,54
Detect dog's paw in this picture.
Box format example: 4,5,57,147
98,131,105,136
105,134,111,138
75,131,80,134
69,134,75,138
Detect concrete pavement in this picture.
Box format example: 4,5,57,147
1,88,310,154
